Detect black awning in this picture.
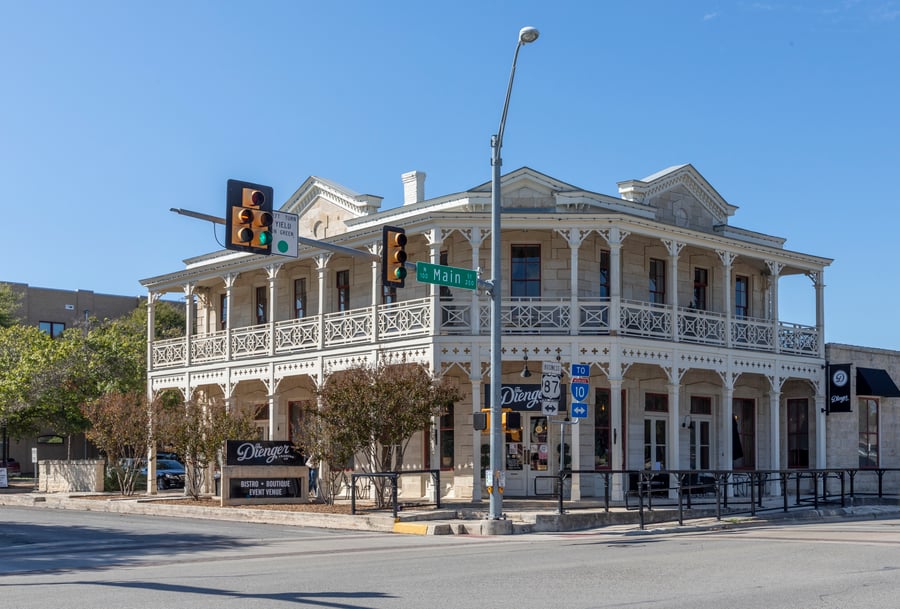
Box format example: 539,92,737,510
857,367,900,398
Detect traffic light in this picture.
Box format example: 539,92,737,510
225,179,274,255
382,225,408,288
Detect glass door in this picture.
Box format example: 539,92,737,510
526,415,552,495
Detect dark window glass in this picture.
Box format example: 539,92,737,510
858,398,879,468
594,388,611,469
787,398,809,468
220,294,228,330
692,267,708,310
733,398,755,469
294,278,307,319
649,258,666,304
735,276,749,318
39,321,65,338
255,287,267,324
336,270,350,312
645,393,668,412
511,245,541,298
599,250,610,298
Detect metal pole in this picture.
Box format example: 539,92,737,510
488,26,539,522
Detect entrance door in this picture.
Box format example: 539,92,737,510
496,412,554,497
525,414,552,495
689,419,712,470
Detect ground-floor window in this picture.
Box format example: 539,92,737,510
643,418,666,470
689,396,713,470
787,398,809,468
594,388,610,469
733,398,755,469
859,398,879,468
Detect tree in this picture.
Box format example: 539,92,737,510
0,325,58,439
0,283,21,328
81,392,153,495
311,361,460,507
156,397,256,499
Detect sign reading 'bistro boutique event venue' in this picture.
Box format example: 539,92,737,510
220,440,307,506
225,440,304,466
229,477,302,499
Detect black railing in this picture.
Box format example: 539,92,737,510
552,468,900,529
350,469,441,517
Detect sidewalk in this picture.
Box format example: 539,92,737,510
3,478,899,536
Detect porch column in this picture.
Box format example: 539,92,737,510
558,229,588,336
718,251,736,348
224,272,238,361
183,283,194,366
369,242,380,344
467,228,487,336
667,378,682,473
768,380,782,496
719,372,735,471
813,270,826,358
146,292,158,373
427,229,443,337
471,376,483,501
609,375,625,501
266,263,281,356
663,240,683,342
605,227,629,335
315,253,332,351
766,261,784,354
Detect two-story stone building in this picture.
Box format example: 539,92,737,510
141,164,835,500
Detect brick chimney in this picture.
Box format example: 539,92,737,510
402,170,426,205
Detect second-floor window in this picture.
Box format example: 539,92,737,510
511,245,541,298
39,321,65,338
735,275,749,318
220,294,228,331
336,270,350,312
255,287,267,324
294,278,307,319
692,267,708,310
649,258,666,304
599,250,610,298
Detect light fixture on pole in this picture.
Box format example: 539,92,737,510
520,353,532,378
487,25,539,522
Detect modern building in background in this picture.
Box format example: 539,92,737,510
141,164,898,501
3,282,143,336
1,283,145,471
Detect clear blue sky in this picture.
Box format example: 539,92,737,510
2,1,898,350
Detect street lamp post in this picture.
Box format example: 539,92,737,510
488,26,539,521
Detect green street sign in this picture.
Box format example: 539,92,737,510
416,261,478,291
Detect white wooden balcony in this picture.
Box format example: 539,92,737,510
150,296,820,369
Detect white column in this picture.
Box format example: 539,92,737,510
183,283,194,366
427,229,443,337
769,381,781,496
609,374,624,501
471,377,483,501
718,251,736,348
605,228,628,335
719,371,735,471
224,273,238,361
558,229,587,336
664,240,684,342
468,228,487,336
667,380,681,472
315,254,331,350
369,243,380,344
815,389,826,469
267,264,280,356
813,270,826,358
146,292,157,373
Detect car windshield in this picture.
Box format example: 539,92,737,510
157,459,184,472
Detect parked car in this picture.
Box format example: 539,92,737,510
1,458,21,476
140,459,186,490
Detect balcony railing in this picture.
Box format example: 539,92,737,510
151,296,820,369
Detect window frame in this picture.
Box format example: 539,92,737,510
649,258,666,304
336,270,351,312
510,244,541,298
692,267,709,310
787,398,810,468
293,278,307,319
735,275,749,318
255,286,267,325
733,398,755,469
858,397,879,468
38,321,65,338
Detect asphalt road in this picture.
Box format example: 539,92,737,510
2,507,899,609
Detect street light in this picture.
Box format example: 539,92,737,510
488,26,539,522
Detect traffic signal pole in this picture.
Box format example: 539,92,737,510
170,208,379,262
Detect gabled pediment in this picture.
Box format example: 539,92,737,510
279,176,384,239
616,164,738,227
